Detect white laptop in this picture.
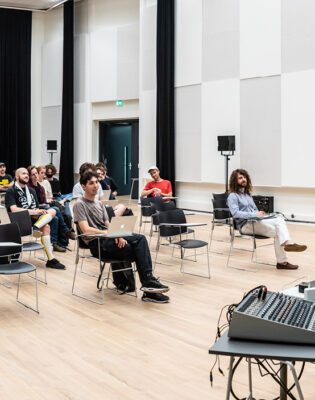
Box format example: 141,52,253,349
102,190,111,200
106,216,137,238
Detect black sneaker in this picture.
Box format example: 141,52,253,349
141,277,169,293
142,292,169,303
46,258,66,270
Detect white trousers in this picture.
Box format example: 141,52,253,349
241,215,290,263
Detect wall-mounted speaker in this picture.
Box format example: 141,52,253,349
47,140,57,152
217,136,235,152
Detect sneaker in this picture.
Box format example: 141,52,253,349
53,243,66,252
141,277,169,293
46,258,66,270
142,292,169,303
65,230,76,240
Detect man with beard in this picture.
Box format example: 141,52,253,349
227,169,307,270
141,166,172,199
5,168,66,269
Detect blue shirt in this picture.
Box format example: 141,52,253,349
227,192,258,221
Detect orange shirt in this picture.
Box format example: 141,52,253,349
144,180,172,197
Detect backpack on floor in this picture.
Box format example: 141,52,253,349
97,262,135,293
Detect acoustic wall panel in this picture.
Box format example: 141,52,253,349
240,0,281,79
74,34,87,104
42,106,62,166
240,76,281,186
282,70,315,187
90,28,117,102
202,0,239,81
42,40,63,107
282,0,315,73
175,0,202,87
139,90,156,178
175,85,202,181
117,23,139,100
140,4,156,91
201,79,240,183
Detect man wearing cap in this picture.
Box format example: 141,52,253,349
141,166,172,198
0,162,14,189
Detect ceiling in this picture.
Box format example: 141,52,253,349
0,0,67,11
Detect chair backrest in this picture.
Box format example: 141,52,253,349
158,209,188,237
8,210,33,237
151,200,176,212
105,206,115,222
75,222,90,249
213,192,228,201
140,197,153,217
212,198,231,220
0,223,22,261
50,180,61,196
0,206,10,224
149,197,164,206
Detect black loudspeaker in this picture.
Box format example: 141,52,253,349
253,195,274,213
217,136,235,152
47,140,57,151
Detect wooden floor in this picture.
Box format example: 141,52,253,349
1,200,315,399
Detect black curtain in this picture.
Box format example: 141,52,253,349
156,0,175,194
59,0,74,194
0,9,32,175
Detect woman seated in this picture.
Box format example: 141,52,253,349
28,166,75,252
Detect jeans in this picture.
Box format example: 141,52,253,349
55,194,73,217
49,206,69,245
89,234,152,284
241,215,290,263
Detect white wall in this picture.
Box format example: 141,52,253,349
31,0,140,172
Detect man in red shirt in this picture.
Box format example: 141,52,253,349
141,166,172,198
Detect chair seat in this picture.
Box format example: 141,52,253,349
23,242,44,251
173,239,208,249
0,261,36,275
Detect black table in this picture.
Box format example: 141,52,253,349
209,330,315,399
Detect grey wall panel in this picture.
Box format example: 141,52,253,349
74,34,86,103
240,76,281,186
175,85,202,181
117,23,139,100
202,0,239,81
42,106,62,167
141,5,156,91
282,0,315,72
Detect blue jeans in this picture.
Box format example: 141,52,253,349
49,206,69,244
54,194,73,217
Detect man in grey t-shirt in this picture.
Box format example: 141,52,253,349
73,171,170,303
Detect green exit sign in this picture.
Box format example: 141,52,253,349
116,100,124,107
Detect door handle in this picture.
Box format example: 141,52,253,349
124,146,127,185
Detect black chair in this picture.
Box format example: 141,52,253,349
139,197,154,233
50,180,61,197
209,193,232,253
154,209,210,284
72,223,137,304
105,205,115,222
8,211,46,283
227,218,275,272
0,223,39,313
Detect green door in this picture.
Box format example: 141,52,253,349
100,124,132,195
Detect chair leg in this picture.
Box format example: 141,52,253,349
16,271,39,313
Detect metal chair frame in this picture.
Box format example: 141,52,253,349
227,219,275,272
72,234,137,304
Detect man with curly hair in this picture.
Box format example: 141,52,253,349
227,169,307,270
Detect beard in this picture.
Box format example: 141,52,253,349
18,178,28,185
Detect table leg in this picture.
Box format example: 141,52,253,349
285,362,304,400
247,358,253,400
226,356,235,400
280,363,287,400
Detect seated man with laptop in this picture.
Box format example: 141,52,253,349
73,171,170,303
227,168,307,270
